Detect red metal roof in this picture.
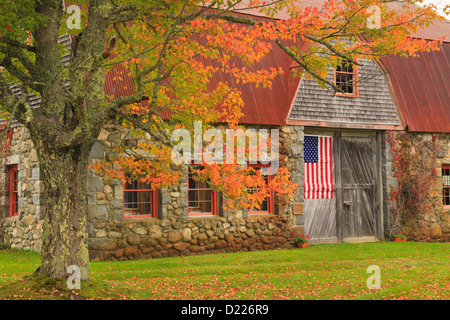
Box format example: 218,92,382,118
104,26,299,127
381,42,450,133
207,43,299,126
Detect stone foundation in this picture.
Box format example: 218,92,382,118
88,215,294,261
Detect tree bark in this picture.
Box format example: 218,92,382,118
32,137,93,281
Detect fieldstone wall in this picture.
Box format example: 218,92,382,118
403,133,450,242
279,126,304,232
88,215,295,261
382,131,450,242
0,123,304,260
0,125,44,252
86,124,302,261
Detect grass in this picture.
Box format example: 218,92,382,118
0,241,448,300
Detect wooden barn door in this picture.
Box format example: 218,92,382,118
304,132,380,243
339,135,378,242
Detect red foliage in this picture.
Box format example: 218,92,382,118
385,131,440,235
0,123,13,154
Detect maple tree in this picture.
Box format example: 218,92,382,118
0,0,443,282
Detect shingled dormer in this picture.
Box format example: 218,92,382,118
287,57,404,130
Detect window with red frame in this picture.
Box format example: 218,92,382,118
123,174,157,218
9,165,18,217
443,165,450,206
188,167,218,216
334,59,358,97
248,164,274,215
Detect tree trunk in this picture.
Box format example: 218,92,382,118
33,140,93,281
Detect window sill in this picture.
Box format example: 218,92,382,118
122,215,157,221
186,214,219,220
247,213,277,218
334,93,358,98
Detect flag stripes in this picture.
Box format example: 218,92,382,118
304,136,333,199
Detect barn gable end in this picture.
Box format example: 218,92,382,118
287,58,404,130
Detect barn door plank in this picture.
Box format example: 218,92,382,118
340,136,377,241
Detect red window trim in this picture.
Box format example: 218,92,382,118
334,61,359,98
443,164,450,207
9,165,18,217
247,163,274,215
187,166,219,217
122,175,158,219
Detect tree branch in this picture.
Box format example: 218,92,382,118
0,54,41,93
0,73,33,125
0,44,38,75
0,37,36,52
302,34,362,66
275,39,346,94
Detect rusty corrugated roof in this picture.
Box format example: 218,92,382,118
207,42,299,126
104,23,299,126
381,42,450,133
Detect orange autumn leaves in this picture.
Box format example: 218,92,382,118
90,142,183,190
195,164,296,211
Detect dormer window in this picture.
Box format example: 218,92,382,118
334,59,358,97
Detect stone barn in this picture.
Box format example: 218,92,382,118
0,8,449,260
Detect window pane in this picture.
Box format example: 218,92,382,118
124,180,136,190
123,175,154,217
336,73,345,87
443,187,450,206
139,180,151,190
13,170,18,191
124,191,138,209
188,189,213,213
346,81,354,94
335,60,356,94
442,168,450,186
9,166,18,216
188,167,215,215
248,167,271,213
256,199,268,212
343,61,353,73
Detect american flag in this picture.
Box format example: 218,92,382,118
304,136,334,199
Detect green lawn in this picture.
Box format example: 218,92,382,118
0,242,448,300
